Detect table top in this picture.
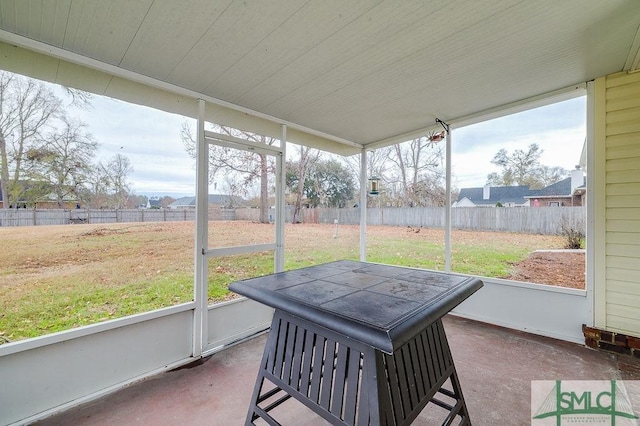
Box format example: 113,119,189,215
229,260,482,353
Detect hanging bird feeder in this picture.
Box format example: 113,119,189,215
368,176,380,195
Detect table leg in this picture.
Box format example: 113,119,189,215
244,310,370,425
375,319,470,425
244,314,470,425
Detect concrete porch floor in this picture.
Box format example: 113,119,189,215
35,315,640,426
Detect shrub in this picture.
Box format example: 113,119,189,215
559,218,585,249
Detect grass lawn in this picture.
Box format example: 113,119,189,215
0,221,564,342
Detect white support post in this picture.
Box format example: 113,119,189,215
275,125,286,272
193,99,208,357
359,149,367,261
445,130,452,272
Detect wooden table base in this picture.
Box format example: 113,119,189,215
245,310,470,425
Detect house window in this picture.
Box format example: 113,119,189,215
549,201,560,207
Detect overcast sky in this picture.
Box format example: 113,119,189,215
65,87,585,198
68,95,197,198
451,96,586,188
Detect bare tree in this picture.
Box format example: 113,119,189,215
387,137,445,207
487,143,566,189
104,154,133,209
86,154,133,209
85,164,111,209
289,145,321,223
0,72,63,208
219,175,243,208
182,122,277,223
25,118,98,207
63,86,94,110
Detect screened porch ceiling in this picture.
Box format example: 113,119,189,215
0,0,639,156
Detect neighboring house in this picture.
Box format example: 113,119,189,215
146,199,162,209
0,180,79,209
454,168,586,207
33,196,80,210
525,168,586,207
167,196,196,209
167,194,245,209
454,185,532,207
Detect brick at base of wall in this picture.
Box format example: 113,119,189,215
582,324,640,359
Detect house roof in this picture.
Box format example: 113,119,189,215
1,1,639,155
526,176,586,199
459,174,588,205
169,197,196,208
456,185,531,206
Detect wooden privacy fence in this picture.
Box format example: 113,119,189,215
235,206,585,235
0,208,196,227
0,206,585,235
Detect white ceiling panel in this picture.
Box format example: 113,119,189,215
0,0,639,154
119,0,232,79
166,0,305,92
0,0,71,45
63,1,152,65
241,0,454,112
210,0,384,103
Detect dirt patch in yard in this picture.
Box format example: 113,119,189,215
503,250,585,289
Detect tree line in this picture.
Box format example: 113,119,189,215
0,71,134,210
2,71,567,218
181,124,451,224
182,120,568,225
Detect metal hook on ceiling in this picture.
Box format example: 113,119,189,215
435,118,450,133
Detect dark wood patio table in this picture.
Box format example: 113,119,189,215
229,260,483,426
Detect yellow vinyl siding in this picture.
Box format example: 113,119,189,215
606,291,640,309
606,132,639,148
606,95,640,112
608,279,640,295
606,222,640,235
606,227,640,239
602,71,640,336
607,144,640,160
607,157,639,171
607,169,640,184
606,266,640,283
606,315,640,336
607,256,640,272
606,249,640,264
605,183,640,195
